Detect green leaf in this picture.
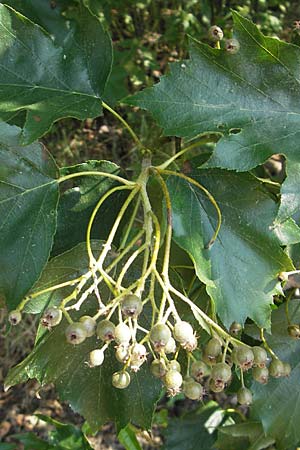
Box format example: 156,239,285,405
11,433,52,450
5,243,161,431
118,424,142,450
251,301,300,449
0,444,17,450
52,160,128,255
0,122,59,310
36,414,93,449
4,0,77,44
167,168,292,328
162,402,219,450
0,3,112,143
215,422,275,450
126,12,300,221
273,218,300,245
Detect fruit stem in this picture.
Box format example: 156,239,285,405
240,367,245,388
102,101,143,148
18,276,83,311
156,135,219,171
222,338,230,363
58,170,134,186
260,328,278,360
119,195,141,250
157,169,222,248
86,185,136,263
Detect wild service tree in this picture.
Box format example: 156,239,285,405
1,1,300,449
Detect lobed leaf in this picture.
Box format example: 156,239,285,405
0,122,59,310
167,167,292,328
126,12,300,221
0,3,112,143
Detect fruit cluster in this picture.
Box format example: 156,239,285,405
8,295,292,406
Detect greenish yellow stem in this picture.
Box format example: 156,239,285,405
260,328,278,359
58,170,134,186
156,136,219,171
158,169,222,248
96,187,140,268
168,283,246,346
86,185,136,263
119,195,141,250
240,367,245,387
116,242,148,290
222,338,230,363
18,277,84,311
102,101,143,148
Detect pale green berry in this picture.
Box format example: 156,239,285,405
96,319,115,342
65,322,87,345
237,387,252,405
89,349,105,367
115,322,131,344
79,315,96,337
112,371,131,389
121,294,143,318
41,306,62,327
173,321,194,344
183,380,204,400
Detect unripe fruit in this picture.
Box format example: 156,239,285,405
151,359,167,378
115,322,131,344
89,349,104,367
237,387,252,405
202,352,217,366
209,378,225,393
164,370,183,396
211,362,232,383
65,322,87,345
288,324,300,339
205,338,222,358
183,380,204,400
252,366,269,384
97,319,115,342
131,343,147,359
115,345,130,363
79,315,96,337
269,359,285,378
167,359,181,372
8,309,22,325
283,362,292,377
164,337,176,354
112,371,131,389
181,334,198,352
191,360,210,381
252,346,268,368
229,321,242,336
150,323,171,351
208,25,224,42
235,346,254,371
121,294,143,318
173,321,194,344
225,38,240,54
41,306,62,328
